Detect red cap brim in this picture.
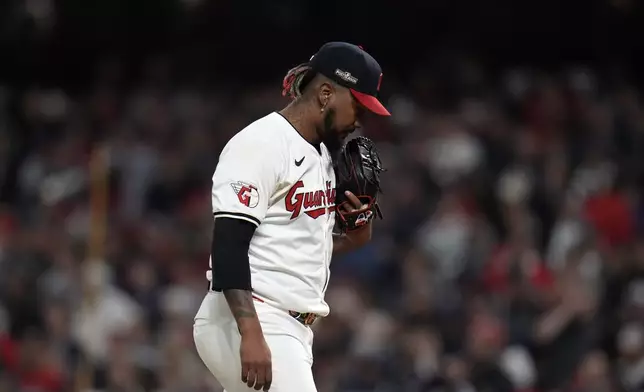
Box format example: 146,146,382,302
350,89,391,116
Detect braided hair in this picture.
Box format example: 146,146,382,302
281,63,314,100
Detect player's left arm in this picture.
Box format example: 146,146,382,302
332,191,373,255
333,223,372,255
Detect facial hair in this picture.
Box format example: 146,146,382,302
319,108,343,158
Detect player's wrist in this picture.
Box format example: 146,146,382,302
346,220,372,241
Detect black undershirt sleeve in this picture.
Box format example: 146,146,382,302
210,217,257,291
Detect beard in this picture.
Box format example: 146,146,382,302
319,108,352,159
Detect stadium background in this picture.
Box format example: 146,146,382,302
1,0,644,391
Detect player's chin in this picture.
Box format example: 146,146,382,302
339,129,353,142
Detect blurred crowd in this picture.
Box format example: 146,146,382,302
1,5,644,391
2,55,644,392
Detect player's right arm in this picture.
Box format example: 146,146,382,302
212,217,272,391
211,218,263,334
210,131,284,391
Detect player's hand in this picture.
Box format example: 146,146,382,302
340,191,373,245
240,333,272,391
340,190,370,214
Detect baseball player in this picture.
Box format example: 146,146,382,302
193,42,390,392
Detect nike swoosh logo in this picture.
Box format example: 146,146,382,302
295,157,305,166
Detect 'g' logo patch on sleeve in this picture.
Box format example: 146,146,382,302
230,181,260,208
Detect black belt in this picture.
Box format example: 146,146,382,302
207,282,319,326
287,310,319,326
252,294,319,326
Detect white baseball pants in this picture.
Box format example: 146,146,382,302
193,292,317,392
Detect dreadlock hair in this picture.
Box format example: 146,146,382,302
281,62,314,100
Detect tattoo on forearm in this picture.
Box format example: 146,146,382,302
223,289,257,320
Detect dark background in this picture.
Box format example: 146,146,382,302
1,0,642,88
1,1,644,391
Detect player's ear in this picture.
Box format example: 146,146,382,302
317,82,334,112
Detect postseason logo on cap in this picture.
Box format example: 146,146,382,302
334,69,358,85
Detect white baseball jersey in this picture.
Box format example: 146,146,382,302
207,112,336,316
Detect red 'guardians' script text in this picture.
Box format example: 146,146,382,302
285,181,336,219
